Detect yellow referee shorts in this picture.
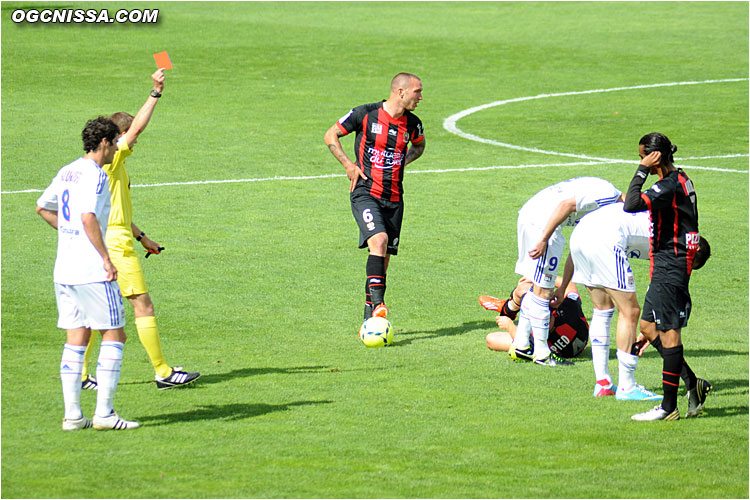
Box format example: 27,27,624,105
106,227,148,297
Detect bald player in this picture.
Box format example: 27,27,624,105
324,73,425,334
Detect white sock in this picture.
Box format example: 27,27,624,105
525,294,551,360
512,294,533,350
616,349,639,392
95,341,124,417
590,308,614,384
60,344,86,420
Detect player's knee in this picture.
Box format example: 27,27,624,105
368,233,389,253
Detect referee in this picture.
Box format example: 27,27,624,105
324,73,426,333
624,132,712,421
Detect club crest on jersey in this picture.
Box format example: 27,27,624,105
403,131,409,142
371,123,383,135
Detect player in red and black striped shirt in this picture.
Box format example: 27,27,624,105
624,132,712,421
324,73,425,330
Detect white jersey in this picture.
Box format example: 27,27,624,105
569,203,651,291
37,157,111,285
518,177,622,229
576,203,651,259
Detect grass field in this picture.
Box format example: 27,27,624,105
2,2,748,498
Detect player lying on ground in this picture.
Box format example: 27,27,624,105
480,276,588,359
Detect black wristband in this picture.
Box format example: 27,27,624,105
150,90,162,98
136,231,145,241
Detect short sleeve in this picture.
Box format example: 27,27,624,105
575,184,622,213
411,117,424,144
336,105,367,136
36,177,59,211
642,176,678,210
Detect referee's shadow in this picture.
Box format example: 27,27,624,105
137,399,334,426
392,320,490,347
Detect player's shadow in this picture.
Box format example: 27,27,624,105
392,320,490,346
119,366,345,389
137,400,334,426
196,365,340,386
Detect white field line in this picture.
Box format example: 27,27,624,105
443,77,750,163
4,79,747,195
4,155,747,195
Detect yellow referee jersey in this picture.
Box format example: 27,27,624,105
102,138,134,230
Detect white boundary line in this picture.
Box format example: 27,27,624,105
443,77,750,169
4,79,747,195
4,155,746,195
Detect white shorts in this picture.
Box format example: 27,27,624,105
54,281,126,330
514,217,565,289
569,231,636,292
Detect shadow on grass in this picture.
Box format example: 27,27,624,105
392,320,489,346
119,365,346,389
137,399,334,426
197,365,341,386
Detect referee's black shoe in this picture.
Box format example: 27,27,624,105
155,366,201,390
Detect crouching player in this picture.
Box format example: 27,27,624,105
563,202,662,400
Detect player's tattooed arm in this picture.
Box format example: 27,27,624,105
405,139,425,165
324,126,353,166
324,124,367,191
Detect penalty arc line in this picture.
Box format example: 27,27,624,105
443,77,750,164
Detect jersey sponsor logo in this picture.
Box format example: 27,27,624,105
550,335,570,353
371,123,383,135
685,232,699,250
652,184,662,193
388,128,397,136
367,147,403,169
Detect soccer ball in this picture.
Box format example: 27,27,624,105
359,317,393,348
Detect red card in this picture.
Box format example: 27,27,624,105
153,51,172,70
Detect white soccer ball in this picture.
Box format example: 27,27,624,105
359,317,393,348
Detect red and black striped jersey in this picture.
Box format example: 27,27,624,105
640,169,700,285
336,101,424,202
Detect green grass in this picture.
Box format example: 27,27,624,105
2,2,748,498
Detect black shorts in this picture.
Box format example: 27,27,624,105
641,282,692,331
350,187,403,255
